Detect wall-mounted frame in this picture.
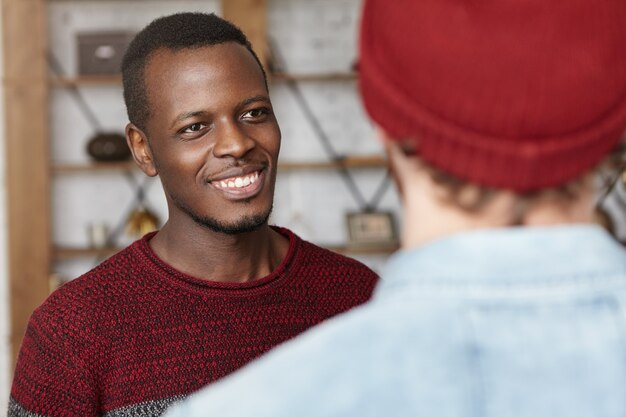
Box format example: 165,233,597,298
346,211,397,247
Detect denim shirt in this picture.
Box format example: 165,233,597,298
165,225,626,417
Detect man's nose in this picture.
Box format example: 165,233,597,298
212,118,256,159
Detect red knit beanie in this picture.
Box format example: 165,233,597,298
359,0,626,191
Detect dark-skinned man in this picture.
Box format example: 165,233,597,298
9,12,378,417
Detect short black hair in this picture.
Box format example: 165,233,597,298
121,12,267,130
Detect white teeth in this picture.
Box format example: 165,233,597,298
214,171,260,189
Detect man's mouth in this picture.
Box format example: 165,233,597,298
209,169,266,200
212,171,260,190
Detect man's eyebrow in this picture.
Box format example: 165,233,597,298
238,95,271,108
170,110,209,129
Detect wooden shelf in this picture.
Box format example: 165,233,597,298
49,72,357,87
52,156,387,174
50,75,122,87
53,160,136,173
325,243,399,255
53,246,122,260
279,155,387,171
271,72,357,82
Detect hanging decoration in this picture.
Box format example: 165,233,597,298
48,53,159,249
48,53,131,162
269,40,397,248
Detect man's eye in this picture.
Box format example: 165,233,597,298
242,108,269,120
183,123,207,133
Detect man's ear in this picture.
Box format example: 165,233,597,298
376,127,419,198
126,123,158,177
376,127,419,174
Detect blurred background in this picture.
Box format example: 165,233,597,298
0,0,625,410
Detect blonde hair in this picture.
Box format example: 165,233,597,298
424,140,626,221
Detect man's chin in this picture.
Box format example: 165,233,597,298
188,206,273,235
200,214,269,235
172,194,274,235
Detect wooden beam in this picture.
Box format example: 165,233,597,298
221,0,268,70
2,0,50,370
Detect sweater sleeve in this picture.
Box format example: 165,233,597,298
9,300,100,417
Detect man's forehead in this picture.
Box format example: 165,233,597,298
143,43,264,90
146,43,256,70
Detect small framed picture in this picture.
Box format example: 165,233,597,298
346,211,398,247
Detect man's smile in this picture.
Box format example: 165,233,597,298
213,170,260,189
209,169,266,199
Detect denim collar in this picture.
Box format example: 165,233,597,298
379,225,626,293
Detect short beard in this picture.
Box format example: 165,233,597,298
174,197,273,235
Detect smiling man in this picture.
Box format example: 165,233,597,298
8,13,378,417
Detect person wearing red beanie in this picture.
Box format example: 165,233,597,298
163,1,626,416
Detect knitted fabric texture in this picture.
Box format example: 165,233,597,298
9,228,378,417
359,0,626,191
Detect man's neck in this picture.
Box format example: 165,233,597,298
401,183,596,250
148,220,289,283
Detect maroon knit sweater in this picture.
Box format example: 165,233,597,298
9,228,378,417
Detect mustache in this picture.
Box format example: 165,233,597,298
205,158,269,182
